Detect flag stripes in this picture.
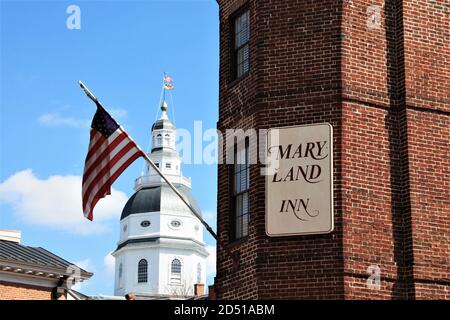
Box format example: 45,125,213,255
82,133,129,186
84,130,121,169
82,105,144,221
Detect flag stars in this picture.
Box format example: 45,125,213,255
91,106,119,138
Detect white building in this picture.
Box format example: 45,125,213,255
112,101,208,298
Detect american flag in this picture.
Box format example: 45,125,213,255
164,74,173,83
163,74,174,90
82,103,144,220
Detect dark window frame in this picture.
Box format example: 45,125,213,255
171,259,181,274
230,138,250,241
170,220,181,228
230,6,250,81
140,220,151,228
137,259,148,283
170,258,182,284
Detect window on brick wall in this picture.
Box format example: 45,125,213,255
232,9,250,79
232,138,249,240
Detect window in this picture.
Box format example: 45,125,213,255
140,220,151,228
166,162,171,169
157,134,162,145
138,259,148,283
233,139,249,239
170,220,181,229
197,263,202,284
118,263,123,288
155,162,159,168
165,134,170,145
233,9,250,79
171,259,182,283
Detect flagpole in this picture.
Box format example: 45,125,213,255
163,72,166,103
79,80,240,269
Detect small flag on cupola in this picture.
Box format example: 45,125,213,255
163,74,174,90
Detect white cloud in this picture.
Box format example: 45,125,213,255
38,113,90,128
0,169,128,236
70,259,93,291
74,259,92,272
38,108,127,129
206,245,216,278
109,108,127,119
72,281,85,292
72,253,116,294
103,252,115,277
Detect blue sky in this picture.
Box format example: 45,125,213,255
0,0,219,296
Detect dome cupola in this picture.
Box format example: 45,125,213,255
113,77,208,299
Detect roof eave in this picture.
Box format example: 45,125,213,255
0,258,93,280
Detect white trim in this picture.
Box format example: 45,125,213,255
0,260,91,280
0,230,21,243
113,238,209,257
0,271,59,288
120,211,161,225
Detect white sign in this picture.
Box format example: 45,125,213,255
265,123,334,236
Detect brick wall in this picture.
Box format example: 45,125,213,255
216,0,344,299
402,0,449,300
341,0,449,299
0,281,53,300
216,0,449,299
340,0,411,299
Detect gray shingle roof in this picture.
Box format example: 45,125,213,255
121,184,202,220
0,240,92,277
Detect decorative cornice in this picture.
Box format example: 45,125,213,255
113,236,209,257
0,259,92,280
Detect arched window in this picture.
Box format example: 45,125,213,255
157,134,162,145
165,134,170,145
138,259,148,283
171,258,182,283
197,263,202,284
118,263,124,288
